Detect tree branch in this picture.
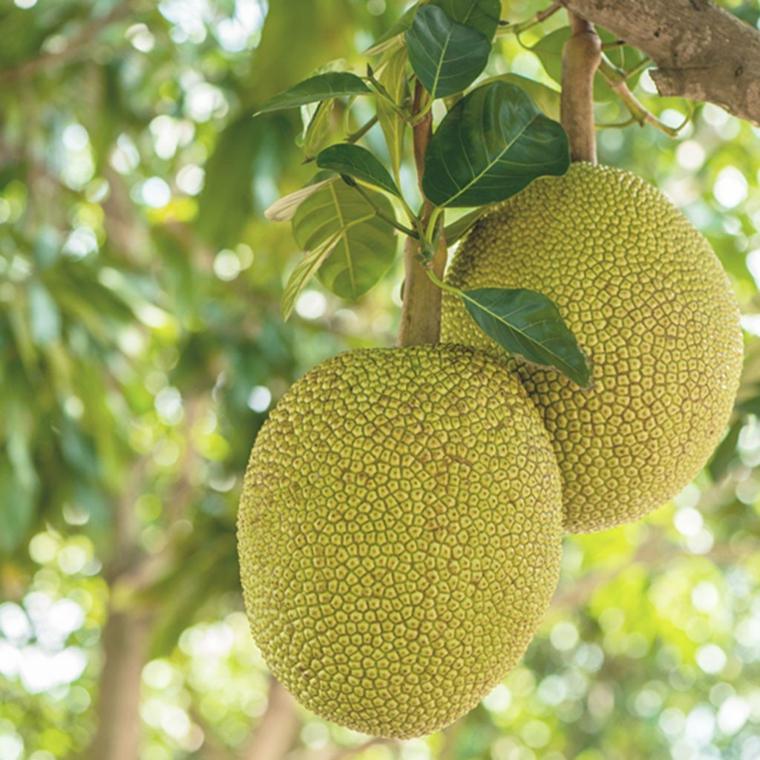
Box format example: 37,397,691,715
561,12,602,162
560,0,760,124
398,82,446,347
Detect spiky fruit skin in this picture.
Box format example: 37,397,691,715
442,163,743,533
237,346,562,738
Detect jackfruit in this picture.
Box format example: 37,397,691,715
237,345,563,738
442,163,743,533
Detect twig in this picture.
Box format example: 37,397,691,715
345,115,379,144
0,1,134,83
598,54,690,137
561,12,601,162
498,1,563,37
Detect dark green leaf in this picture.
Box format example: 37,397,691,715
316,144,401,197
255,72,370,115
483,73,561,120
406,5,491,99
423,81,569,207
292,181,397,300
432,0,501,40
461,287,591,387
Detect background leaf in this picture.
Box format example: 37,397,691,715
406,5,491,99
292,181,397,299
316,144,401,197
423,81,570,207
255,72,370,115
461,287,592,387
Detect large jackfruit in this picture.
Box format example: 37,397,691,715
442,163,743,533
237,346,562,738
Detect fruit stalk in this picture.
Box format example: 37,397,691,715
398,82,447,347
561,12,601,163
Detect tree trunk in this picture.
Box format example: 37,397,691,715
84,608,154,760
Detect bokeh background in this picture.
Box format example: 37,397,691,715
1,1,760,758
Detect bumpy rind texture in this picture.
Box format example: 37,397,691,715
442,163,743,533
238,346,563,738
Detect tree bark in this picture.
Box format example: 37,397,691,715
561,0,760,124
85,609,154,760
398,83,447,347
240,677,301,760
561,13,602,163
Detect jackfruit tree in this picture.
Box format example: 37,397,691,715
3,1,760,759
239,0,747,742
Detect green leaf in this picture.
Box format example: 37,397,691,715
265,176,338,222
282,233,342,319
28,281,61,346
255,72,370,115
377,45,409,181
423,81,569,207
366,2,421,55
461,288,591,387
483,73,561,120
406,5,491,99
302,99,338,159
292,181,397,300
316,144,401,197
432,0,501,40
444,207,489,243
532,27,646,102
708,418,741,480
0,459,36,554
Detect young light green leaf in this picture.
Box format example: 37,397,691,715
365,2,421,55
264,177,338,222
423,81,569,207
377,44,408,181
255,72,370,115
443,207,489,244
406,5,491,99
461,287,591,387
302,99,338,159
282,232,341,319
432,0,501,40
292,181,397,300
316,144,401,198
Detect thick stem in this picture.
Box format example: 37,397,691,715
398,82,447,347
561,13,602,163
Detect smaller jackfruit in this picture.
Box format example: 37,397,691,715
238,346,563,738
442,163,743,533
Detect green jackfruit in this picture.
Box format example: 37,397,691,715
238,346,562,738
442,163,743,533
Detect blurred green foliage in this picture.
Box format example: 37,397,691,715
1,1,760,759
